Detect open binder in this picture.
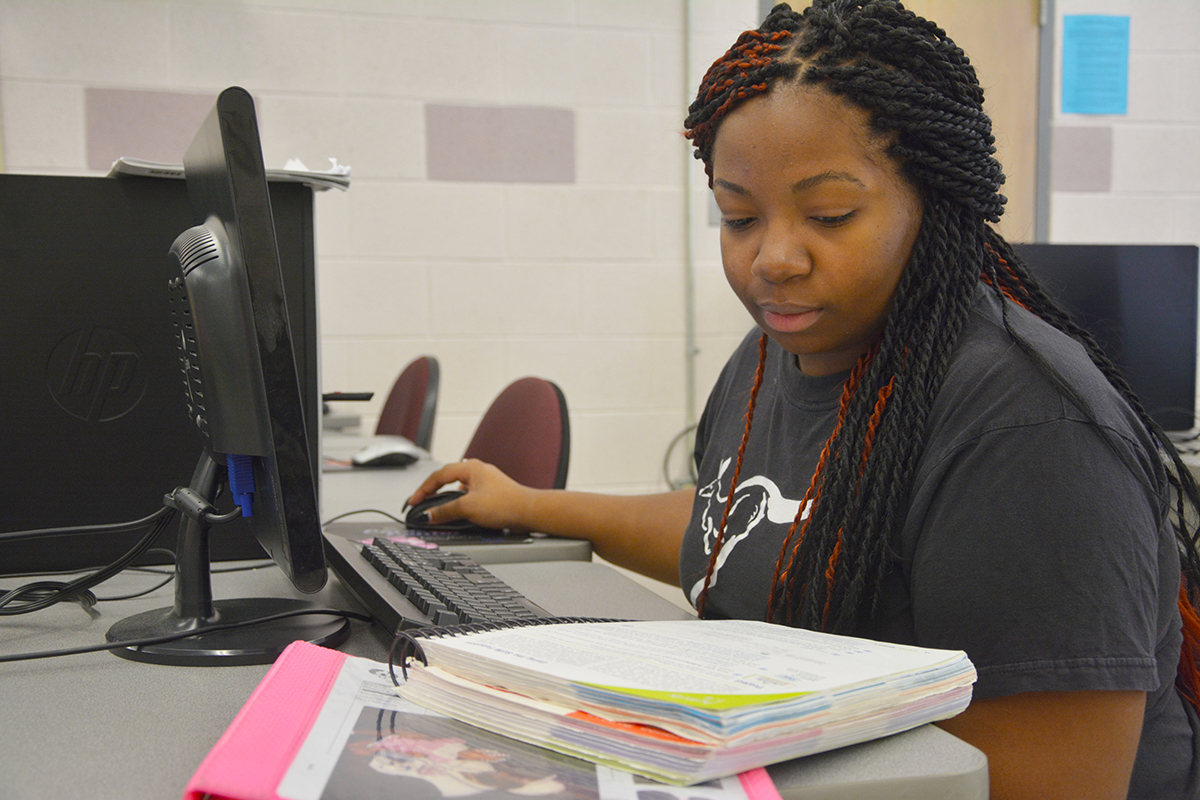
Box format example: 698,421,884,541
393,617,976,785
182,639,783,800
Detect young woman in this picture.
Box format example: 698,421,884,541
408,2,1200,797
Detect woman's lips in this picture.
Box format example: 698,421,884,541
760,305,821,333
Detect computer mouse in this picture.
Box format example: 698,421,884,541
351,436,423,468
405,490,474,530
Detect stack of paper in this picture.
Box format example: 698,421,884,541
108,156,351,192
397,618,976,785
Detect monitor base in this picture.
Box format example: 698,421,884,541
106,597,349,666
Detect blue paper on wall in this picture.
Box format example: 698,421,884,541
1062,15,1130,115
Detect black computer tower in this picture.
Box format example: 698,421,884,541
0,173,320,573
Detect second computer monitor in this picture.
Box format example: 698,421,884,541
1016,243,1200,434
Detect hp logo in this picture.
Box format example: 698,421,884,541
47,327,147,422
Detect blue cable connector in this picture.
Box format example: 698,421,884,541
226,454,256,517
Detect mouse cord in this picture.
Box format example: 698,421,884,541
322,509,407,527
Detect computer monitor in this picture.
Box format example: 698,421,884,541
1014,243,1200,434
104,87,347,664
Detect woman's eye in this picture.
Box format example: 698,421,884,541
812,212,856,227
721,217,756,231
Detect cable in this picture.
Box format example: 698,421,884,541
0,508,176,616
0,607,373,665
0,549,270,603
212,561,278,575
0,484,270,615
94,577,174,603
662,424,698,490
0,506,176,542
92,550,178,602
204,507,247,525
323,509,407,527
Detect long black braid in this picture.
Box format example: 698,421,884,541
684,0,1200,682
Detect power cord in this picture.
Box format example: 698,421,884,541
4,551,278,604
0,493,379,663
91,549,178,602
0,507,177,616
0,607,372,665
0,506,177,542
0,491,279,616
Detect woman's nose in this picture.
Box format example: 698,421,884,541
751,224,812,283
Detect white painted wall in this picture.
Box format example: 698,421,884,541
10,1,1186,494
0,0,759,495
1051,0,1200,246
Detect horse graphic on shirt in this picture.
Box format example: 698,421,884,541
688,456,810,607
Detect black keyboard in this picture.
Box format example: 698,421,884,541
325,520,533,548
323,536,551,632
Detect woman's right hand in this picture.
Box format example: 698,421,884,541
406,458,535,533
409,460,695,586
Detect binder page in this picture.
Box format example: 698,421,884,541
416,619,970,708
276,650,779,800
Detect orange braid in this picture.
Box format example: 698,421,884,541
685,29,792,184
766,344,879,622
820,377,895,628
859,378,895,477
770,424,835,619
695,334,770,617
981,244,1031,309
1177,579,1200,709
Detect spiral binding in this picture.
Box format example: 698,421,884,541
387,617,628,686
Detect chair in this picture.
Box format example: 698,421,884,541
375,356,439,451
462,377,570,489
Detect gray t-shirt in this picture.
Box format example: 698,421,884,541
680,286,1199,797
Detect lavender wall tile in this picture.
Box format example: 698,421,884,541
85,88,217,170
426,104,574,184
1052,126,1113,192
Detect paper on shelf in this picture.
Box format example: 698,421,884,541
107,156,351,191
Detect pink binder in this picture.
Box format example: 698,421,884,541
182,640,782,800
183,641,346,800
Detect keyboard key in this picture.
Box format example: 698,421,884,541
361,538,549,627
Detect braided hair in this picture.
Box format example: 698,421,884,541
684,0,1200,705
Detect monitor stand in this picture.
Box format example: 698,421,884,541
105,453,349,666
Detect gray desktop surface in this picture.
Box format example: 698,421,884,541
320,448,442,523
0,556,987,800
0,557,685,799
0,443,987,799
769,725,987,799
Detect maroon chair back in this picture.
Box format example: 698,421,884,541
374,356,439,450
462,377,570,489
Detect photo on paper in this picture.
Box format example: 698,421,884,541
319,707,598,800
317,706,744,800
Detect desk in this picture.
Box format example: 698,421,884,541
0,437,987,799
0,558,987,800
0,562,367,800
